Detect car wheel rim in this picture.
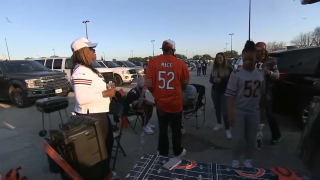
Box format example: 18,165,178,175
302,105,310,124
14,93,23,106
115,77,120,86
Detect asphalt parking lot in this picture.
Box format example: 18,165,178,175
0,69,309,179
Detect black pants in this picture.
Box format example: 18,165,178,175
197,67,201,76
75,112,113,179
157,107,183,156
265,90,281,140
202,67,207,75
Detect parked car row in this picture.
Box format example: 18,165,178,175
0,58,145,108
233,46,320,127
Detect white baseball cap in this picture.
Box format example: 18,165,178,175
161,39,176,49
71,38,98,52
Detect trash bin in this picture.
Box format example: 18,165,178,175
298,96,320,179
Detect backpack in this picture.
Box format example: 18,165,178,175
1,167,27,180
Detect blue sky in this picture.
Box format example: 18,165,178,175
1,0,320,60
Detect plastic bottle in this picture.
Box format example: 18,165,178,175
140,131,145,156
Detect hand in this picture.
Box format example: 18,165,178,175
214,78,220,83
102,88,116,97
228,116,235,127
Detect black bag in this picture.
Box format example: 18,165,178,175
109,98,124,117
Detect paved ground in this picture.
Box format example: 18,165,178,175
0,69,309,179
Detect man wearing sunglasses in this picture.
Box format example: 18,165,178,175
255,42,281,145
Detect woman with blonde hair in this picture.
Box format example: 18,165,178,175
70,38,118,180
210,52,233,139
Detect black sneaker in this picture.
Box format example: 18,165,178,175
270,137,282,145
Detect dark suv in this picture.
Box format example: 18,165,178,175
0,60,70,108
270,46,320,127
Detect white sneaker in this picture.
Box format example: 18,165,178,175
143,126,154,134
213,124,223,131
146,123,156,129
232,160,240,168
226,130,232,139
243,159,253,168
174,149,186,158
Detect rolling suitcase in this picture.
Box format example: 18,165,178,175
50,115,108,179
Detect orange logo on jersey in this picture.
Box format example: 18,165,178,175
270,167,301,180
175,160,196,170
235,168,266,178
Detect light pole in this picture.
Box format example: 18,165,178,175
4,38,11,60
103,52,105,60
224,48,226,52
52,49,55,56
229,33,234,58
151,40,155,57
82,20,90,39
131,50,133,58
249,0,251,40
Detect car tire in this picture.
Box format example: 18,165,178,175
11,88,29,108
295,100,312,129
114,74,123,87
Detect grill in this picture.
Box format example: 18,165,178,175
129,69,136,74
101,72,114,82
40,75,69,89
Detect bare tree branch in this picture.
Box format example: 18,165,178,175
312,26,320,46
266,41,287,52
291,32,314,47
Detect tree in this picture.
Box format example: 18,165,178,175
224,50,239,58
266,41,287,52
112,59,116,61
192,55,202,60
291,32,314,47
312,26,320,46
174,54,187,60
201,54,212,60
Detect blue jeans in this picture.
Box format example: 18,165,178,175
211,89,229,130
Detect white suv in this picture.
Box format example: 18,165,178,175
97,60,137,86
234,58,243,69
31,57,114,84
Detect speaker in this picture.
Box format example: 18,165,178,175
50,115,108,175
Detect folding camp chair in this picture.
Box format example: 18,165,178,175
182,84,206,129
112,115,126,170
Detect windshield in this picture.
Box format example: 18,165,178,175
92,61,102,68
104,61,120,68
3,61,48,72
122,61,136,67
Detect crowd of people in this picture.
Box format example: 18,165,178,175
68,37,282,179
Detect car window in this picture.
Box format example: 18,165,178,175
3,61,48,72
45,59,53,69
98,62,105,67
34,60,45,66
123,61,136,67
114,61,122,66
65,59,72,69
92,61,102,68
53,59,63,69
104,61,119,68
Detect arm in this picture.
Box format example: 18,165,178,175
269,59,280,79
72,72,104,105
225,71,238,119
181,61,190,89
144,61,154,94
209,70,214,84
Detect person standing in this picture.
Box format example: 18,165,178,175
145,39,189,157
70,38,117,180
226,40,265,168
197,60,202,76
255,42,281,145
210,53,233,139
202,60,208,75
